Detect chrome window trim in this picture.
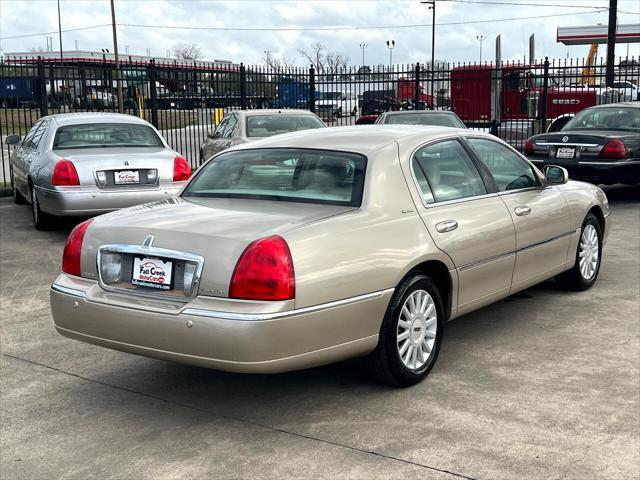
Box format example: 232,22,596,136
97,244,205,303
408,136,492,209
51,283,87,298
182,290,386,321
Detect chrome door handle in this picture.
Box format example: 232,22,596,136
435,220,458,233
514,206,531,216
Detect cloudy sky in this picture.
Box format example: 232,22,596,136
1,0,639,66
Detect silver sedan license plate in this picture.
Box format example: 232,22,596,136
114,170,140,184
131,257,173,290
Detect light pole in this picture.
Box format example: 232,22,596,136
386,40,395,69
359,43,367,68
421,1,436,100
476,34,486,63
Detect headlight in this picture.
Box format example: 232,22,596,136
100,251,122,284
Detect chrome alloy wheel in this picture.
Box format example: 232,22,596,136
397,289,438,371
579,224,599,281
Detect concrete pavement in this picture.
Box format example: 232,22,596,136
1,186,638,479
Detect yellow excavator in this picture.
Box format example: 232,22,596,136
581,43,598,85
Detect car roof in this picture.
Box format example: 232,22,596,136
230,125,482,155
584,102,639,110
381,111,458,116
235,109,321,117
46,112,153,127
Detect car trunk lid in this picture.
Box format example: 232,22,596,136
52,147,178,187
82,197,354,299
530,130,635,161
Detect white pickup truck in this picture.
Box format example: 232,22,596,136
315,91,358,118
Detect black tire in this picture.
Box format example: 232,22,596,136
30,186,51,231
366,273,444,387
556,213,602,291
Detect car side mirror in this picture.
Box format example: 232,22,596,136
544,165,568,185
5,135,20,145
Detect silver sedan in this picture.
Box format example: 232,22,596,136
199,109,326,162
6,113,191,230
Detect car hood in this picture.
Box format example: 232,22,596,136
82,197,354,297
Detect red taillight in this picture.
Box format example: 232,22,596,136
524,138,535,156
229,236,295,301
52,159,79,186
62,219,92,276
599,138,627,159
173,156,191,181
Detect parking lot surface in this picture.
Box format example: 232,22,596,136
1,186,638,480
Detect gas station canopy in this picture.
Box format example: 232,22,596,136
557,24,640,45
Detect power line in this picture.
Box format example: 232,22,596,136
441,0,605,8
0,9,611,40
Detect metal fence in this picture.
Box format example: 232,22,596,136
1,55,638,191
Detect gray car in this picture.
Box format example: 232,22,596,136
6,113,191,230
199,109,326,162
375,110,466,128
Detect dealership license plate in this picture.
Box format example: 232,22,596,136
114,170,140,184
131,257,173,290
556,147,575,159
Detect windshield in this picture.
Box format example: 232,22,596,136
562,107,640,132
319,92,342,100
246,115,325,138
53,123,163,149
382,113,465,128
182,148,366,207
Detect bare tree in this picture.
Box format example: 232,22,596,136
172,43,202,60
262,50,297,70
297,43,349,74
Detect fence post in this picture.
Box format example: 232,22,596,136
539,57,549,133
414,62,421,109
36,57,48,116
308,65,316,113
239,63,247,110
149,59,159,128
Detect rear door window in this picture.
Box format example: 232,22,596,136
412,140,487,203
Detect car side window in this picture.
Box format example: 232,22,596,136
467,138,539,191
22,120,43,149
412,139,487,203
223,114,238,139
214,116,230,138
30,120,48,150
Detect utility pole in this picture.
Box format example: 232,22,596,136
57,0,63,63
386,40,395,69
605,0,618,88
110,0,124,113
476,35,486,63
359,43,367,68
421,1,436,99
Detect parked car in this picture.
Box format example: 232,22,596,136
6,112,191,230
315,90,358,118
199,109,325,162
375,111,466,128
50,126,610,386
525,102,639,185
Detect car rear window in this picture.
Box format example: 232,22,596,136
246,115,325,138
563,107,639,132
383,113,465,128
182,148,366,207
53,123,163,149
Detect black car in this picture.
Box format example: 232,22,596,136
524,102,639,185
